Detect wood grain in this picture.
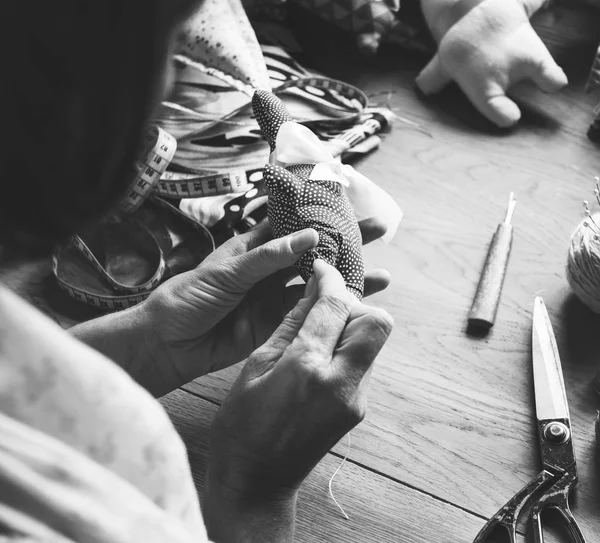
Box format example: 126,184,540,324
161,388,488,543
180,5,600,539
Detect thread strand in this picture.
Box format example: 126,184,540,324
328,432,352,520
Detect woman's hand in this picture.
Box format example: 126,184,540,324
72,218,391,397
138,218,391,393
203,259,393,542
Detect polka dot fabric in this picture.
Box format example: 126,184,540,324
253,91,364,299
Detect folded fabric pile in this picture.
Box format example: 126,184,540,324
242,0,435,55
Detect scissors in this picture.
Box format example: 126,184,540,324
473,297,587,543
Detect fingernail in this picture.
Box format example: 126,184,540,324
290,229,317,254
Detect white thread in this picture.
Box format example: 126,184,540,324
328,432,352,520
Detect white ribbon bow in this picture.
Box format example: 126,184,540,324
269,121,402,243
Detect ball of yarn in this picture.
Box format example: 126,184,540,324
566,213,600,312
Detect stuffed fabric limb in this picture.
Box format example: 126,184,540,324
253,91,365,298
417,0,567,127
264,163,364,298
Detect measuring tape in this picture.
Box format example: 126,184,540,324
119,126,177,212
52,218,167,311
156,169,250,198
53,126,215,310
53,204,215,310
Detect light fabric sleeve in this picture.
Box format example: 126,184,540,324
0,285,210,542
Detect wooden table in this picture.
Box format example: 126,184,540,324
6,2,600,541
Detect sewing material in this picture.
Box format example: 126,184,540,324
162,44,376,175
254,90,365,298
53,200,215,310
325,109,395,158
179,0,272,92
328,432,352,520
120,126,177,212
468,193,516,330
179,174,268,230
245,0,437,54
53,126,215,310
566,181,600,313
293,0,400,54
157,170,250,198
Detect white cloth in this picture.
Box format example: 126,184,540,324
271,121,403,243
0,286,209,542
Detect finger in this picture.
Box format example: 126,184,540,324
459,79,521,128
251,295,316,364
304,272,318,299
333,305,393,387
358,217,388,245
363,269,391,297
416,53,452,95
283,268,391,311
278,218,388,285
292,260,355,358
215,222,273,259
527,55,568,93
230,228,319,291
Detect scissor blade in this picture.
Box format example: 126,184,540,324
532,297,569,421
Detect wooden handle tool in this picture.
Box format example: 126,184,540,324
468,193,516,330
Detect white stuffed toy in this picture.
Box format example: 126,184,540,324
176,0,569,128
417,0,568,127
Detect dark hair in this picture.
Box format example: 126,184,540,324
1,0,199,256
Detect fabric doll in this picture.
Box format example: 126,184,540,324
252,90,365,298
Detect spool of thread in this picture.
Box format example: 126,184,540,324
566,213,600,313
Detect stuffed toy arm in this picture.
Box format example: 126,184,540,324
417,0,568,127
252,90,402,298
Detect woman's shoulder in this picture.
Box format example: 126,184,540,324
0,285,202,529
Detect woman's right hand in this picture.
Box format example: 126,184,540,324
203,259,393,542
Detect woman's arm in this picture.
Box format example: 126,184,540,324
71,222,389,398
203,483,297,543
70,304,174,397
68,227,321,398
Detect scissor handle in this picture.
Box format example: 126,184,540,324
530,471,587,543
473,471,554,543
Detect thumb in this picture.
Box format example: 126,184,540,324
250,294,316,365
333,305,393,388
528,56,568,93
231,228,319,291
416,53,452,95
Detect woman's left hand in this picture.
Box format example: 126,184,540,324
139,218,391,389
